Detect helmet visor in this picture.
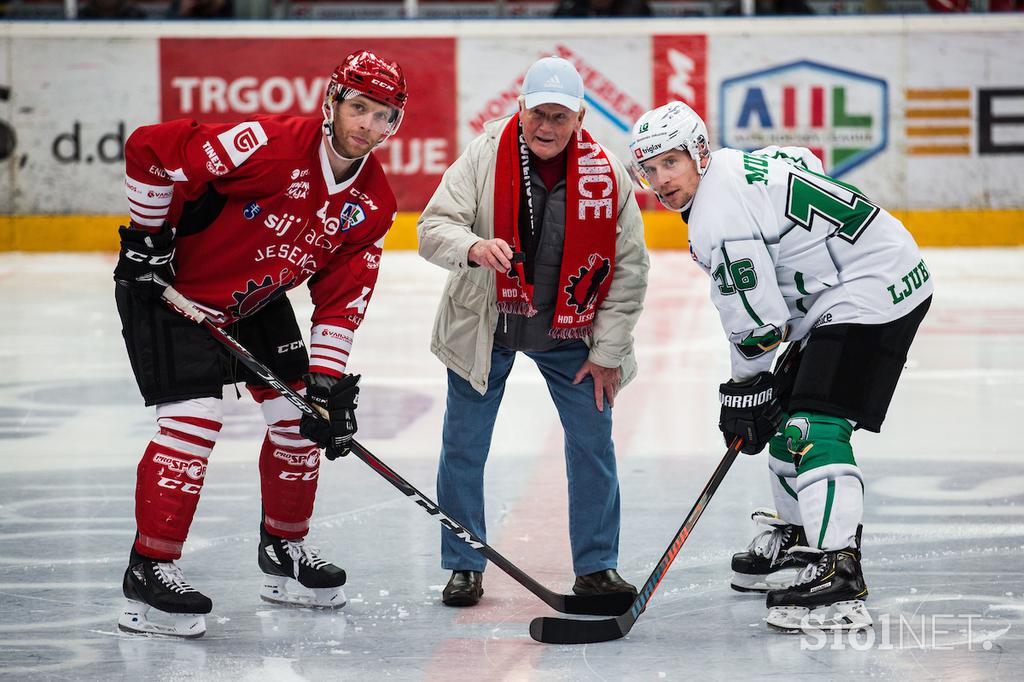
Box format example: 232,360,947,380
630,157,653,189
340,89,403,135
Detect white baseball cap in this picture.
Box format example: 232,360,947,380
521,57,584,112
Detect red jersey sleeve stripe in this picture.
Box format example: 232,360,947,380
124,174,173,206
308,345,349,363
309,358,346,376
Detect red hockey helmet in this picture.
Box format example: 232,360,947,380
329,50,408,111
322,50,408,151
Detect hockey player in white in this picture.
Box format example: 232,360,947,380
629,102,932,632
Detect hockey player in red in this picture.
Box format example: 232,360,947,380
113,50,407,638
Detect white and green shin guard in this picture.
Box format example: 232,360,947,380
786,412,864,551
768,433,802,526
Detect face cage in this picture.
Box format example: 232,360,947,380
322,85,405,146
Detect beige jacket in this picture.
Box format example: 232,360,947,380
417,115,650,395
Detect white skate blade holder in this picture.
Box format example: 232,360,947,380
730,567,800,593
119,600,207,639
261,575,347,609
766,600,873,634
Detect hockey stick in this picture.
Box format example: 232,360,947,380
529,436,743,644
160,285,633,617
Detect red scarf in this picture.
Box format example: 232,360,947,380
493,113,617,339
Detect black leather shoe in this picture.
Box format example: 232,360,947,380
442,570,483,607
573,568,638,597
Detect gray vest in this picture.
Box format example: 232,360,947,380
493,170,575,353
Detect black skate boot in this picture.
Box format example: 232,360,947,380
730,508,809,592
258,525,347,609
764,544,871,633
118,547,212,638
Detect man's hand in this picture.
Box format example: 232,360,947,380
573,360,621,412
300,373,360,459
113,221,176,301
718,372,782,455
468,238,515,272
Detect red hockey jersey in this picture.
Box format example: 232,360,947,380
123,115,397,377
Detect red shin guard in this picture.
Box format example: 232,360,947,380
258,429,320,540
134,440,209,560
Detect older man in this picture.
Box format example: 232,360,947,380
418,57,649,606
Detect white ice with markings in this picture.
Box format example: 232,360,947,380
0,249,1022,680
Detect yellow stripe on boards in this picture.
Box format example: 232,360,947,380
905,89,971,100
1,209,1022,251
907,144,972,155
905,126,971,137
905,108,972,119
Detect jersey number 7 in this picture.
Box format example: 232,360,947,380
784,172,880,245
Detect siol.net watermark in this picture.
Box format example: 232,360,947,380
800,613,1010,651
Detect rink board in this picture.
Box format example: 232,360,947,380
1,207,1022,253
0,16,1022,248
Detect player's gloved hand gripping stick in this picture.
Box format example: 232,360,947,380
160,285,633,618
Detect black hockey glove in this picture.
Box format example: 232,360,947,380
301,372,360,460
114,221,176,302
718,372,783,455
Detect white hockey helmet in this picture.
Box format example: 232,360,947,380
629,101,711,209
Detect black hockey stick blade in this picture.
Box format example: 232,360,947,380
530,438,743,644
161,286,631,618
530,611,626,644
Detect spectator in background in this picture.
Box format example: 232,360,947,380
924,0,970,9
80,0,147,18
553,0,653,16
724,0,814,14
167,0,232,18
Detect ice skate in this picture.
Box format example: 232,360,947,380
765,545,872,634
118,548,212,639
730,508,809,592
258,525,347,609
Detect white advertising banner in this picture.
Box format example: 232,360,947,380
903,32,1024,209
707,34,904,207
458,37,651,170
0,19,1021,218
0,38,158,214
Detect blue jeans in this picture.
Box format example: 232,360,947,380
437,341,621,576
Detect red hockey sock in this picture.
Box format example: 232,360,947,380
134,412,220,560
251,381,321,540
259,429,320,539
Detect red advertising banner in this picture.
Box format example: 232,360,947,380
159,38,456,211
653,35,708,122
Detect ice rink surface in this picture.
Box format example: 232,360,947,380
1,249,1022,681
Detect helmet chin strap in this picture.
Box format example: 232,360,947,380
322,113,370,163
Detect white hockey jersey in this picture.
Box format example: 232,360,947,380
686,146,933,381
